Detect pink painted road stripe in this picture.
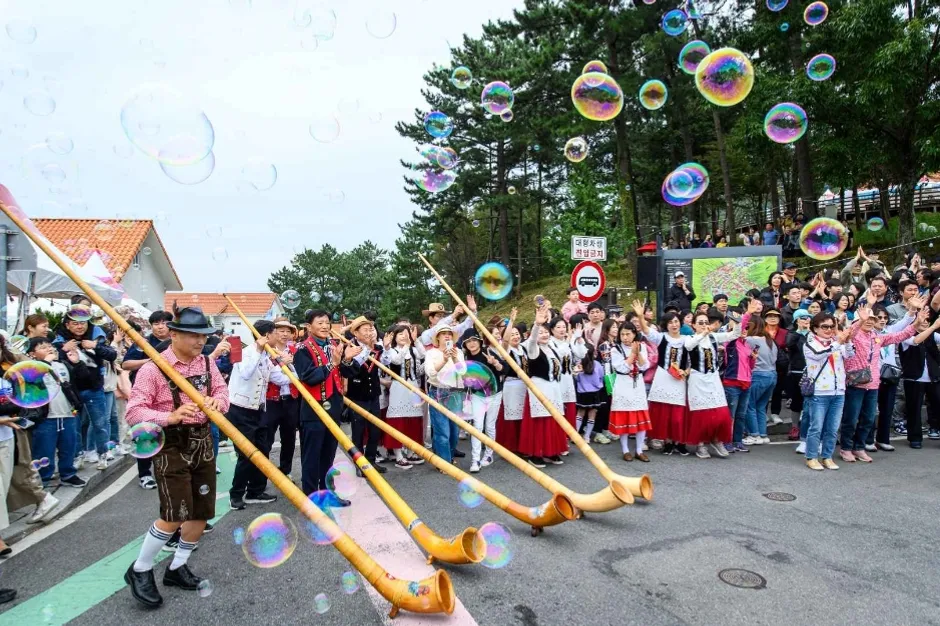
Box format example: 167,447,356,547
340,457,479,626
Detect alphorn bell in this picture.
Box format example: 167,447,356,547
332,332,642,513
0,195,454,618
223,296,483,566
417,253,653,504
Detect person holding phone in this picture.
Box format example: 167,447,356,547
424,326,466,464
346,316,389,474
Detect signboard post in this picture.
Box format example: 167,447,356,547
571,236,607,261
571,260,606,303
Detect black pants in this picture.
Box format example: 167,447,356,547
786,372,804,414
263,396,299,474
902,380,940,443
228,404,271,499
770,366,789,415
870,381,898,445
300,396,341,495
593,391,612,434
137,458,152,479
350,397,381,461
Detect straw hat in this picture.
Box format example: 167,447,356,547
422,303,450,317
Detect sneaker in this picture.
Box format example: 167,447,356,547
675,444,691,456
230,496,246,510
63,474,88,488
710,443,729,458
910,441,923,449
162,530,181,552
451,449,466,458
96,457,108,471
458,431,468,440
742,436,760,445
406,454,425,465
602,430,618,440
839,449,856,462
592,434,611,445
929,429,940,440
662,442,675,455
724,443,736,454
650,439,664,450
373,463,388,474
202,523,214,534
821,458,839,470
138,475,156,490
528,456,546,468
480,455,494,468
559,450,570,456
733,442,750,453
759,436,771,444
769,414,783,425
546,455,564,465
74,456,84,470
395,459,413,470
893,422,908,435
854,450,873,463
876,442,895,451
787,426,799,441
28,493,60,523
864,444,878,452
469,461,480,473
796,442,806,455
374,454,388,464
84,451,99,464
695,445,711,459
806,459,824,471
244,492,278,504
216,467,221,475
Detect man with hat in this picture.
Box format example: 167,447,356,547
346,316,388,474
666,271,695,311
293,309,362,497
418,296,478,349
261,317,301,478
123,306,230,609
781,262,799,293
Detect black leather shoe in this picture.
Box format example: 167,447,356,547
373,464,388,474
124,565,163,608
451,449,466,458
0,588,15,604
202,522,214,534
163,563,203,591
335,497,352,507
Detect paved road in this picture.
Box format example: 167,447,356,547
1,432,939,626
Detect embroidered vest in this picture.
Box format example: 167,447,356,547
300,338,342,401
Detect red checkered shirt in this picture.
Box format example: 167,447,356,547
125,347,230,428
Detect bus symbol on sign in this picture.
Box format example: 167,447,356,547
579,276,599,287
571,260,606,303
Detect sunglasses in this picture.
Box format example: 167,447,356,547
875,316,888,321
818,324,835,330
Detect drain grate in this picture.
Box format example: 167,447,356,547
763,492,796,502
718,569,767,589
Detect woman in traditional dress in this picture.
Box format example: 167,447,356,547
549,316,586,453
608,322,652,462
496,309,527,453
592,319,620,444
381,324,427,470
518,307,568,468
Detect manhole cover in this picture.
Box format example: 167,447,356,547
718,569,767,589
763,492,796,502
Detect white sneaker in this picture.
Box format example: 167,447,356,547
480,455,494,468
96,457,108,471
650,439,664,450
742,436,760,445
603,430,619,440
864,444,877,452
695,445,711,459
28,493,60,523
876,442,895,451
114,444,128,456
74,456,84,470
710,442,729,458
469,461,480,473
84,451,99,464
458,431,468,440
105,451,115,461
796,441,806,454
770,414,783,425
760,436,771,444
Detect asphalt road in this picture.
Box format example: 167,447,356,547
2,431,939,626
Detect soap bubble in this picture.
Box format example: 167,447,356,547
197,580,213,598
24,92,56,116
767,0,788,11
365,11,396,39
474,262,513,301
507,186,517,195
678,40,711,75
481,81,514,115
281,290,302,310
326,459,358,499
199,484,210,495
314,593,331,614
799,217,849,261
409,166,457,193
120,84,214,165
662,9,689,36
424,111,453,139
46,132,73,155
763,102,808,144
240,160,277,191
128,423,166,459
2,360,58,408
866,217,884,232
500,110,514,123
479,522,513,569
662,163,709,206
695,48,754,107
639,80,668,111
472,219,481,228
806,54,836,81
233,527,245,545
6,20,37,44
780,22,790,32
161,151,215,185
458,477,484,508
243,512,298,568
450,66,472,89
94,220,115,243
582,60,609,74
301,490,349,546
309,116,341,143
564,137,589,163
41,164,66,185
340,571,360,594
571,73,624,121
142,246,152,255
804,1,828,26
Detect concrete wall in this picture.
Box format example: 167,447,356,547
118,232,177,310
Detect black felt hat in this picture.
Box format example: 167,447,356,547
167,307,216,335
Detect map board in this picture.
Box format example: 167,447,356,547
661,246,780,310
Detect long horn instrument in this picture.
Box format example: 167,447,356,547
417,253,653,504
0,197,455,618
223,296,483,566
332,332,642,513
343,397,577,537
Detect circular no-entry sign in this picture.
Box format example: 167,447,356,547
571,260,606,302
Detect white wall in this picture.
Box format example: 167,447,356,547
218,314,262,345
119,232,175,310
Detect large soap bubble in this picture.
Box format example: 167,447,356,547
694,48,754,107
679,40,711,75
800,218,849,261
763,102,808,144
481,82,514,115
571,73,624,121
120,84,215,165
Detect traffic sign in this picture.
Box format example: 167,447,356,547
571,260,606,303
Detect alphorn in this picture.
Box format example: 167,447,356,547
343,397,577,537
332,332,642,513
0,196,454,619
223,296,483,567
417,253,653,504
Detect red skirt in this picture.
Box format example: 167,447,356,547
563,402,577,428
517,398,567,458
495,405,521,452
649,401,685,441
382,417,424,450
609,410,651,436
684,406,732,444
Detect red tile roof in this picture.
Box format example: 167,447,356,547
163,293,277,316
33,218,182,287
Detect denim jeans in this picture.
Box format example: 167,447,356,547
211,423,220,458
724,385,751,444
107,391,118,443
746,371,777,437
80,388,110,455
804,394,845,460
841,386,878,451
32,417,78,482
429,386,460,463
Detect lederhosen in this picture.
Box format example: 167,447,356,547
153,356,216,523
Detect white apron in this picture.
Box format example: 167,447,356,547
648,366,687,406
387,380,424,418
686,370,727,411
611,373,649,411
501,379,526,421
527,377,563,418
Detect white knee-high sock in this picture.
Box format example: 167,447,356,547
635,431,647,453
170,537,198,571
394,448,405,462
134,523,173,572
583,419,595,439
620,435,631,454
575,414,584,432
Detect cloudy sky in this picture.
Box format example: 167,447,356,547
0,0,521,292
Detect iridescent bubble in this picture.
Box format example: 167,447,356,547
866,217,884,232
9,335,28,353
326,458,358,499
458,477,484,508
128,423,166,459
2,360,58,408
806,54,836,81
314,593,331,614
564,136,589,163
685,0,702,18
199,484,209,495
678,40,711,75
6,20,37,44
11,64,28,79
241,160,277,191
639,80,668,111
500,110,514,123
764,102,808,144
582,60,608,74
479,522,513,569
30,459,42,471
695,48,755,107
24,92,56,116
41,164,66,185
94,220,115,243
410,166,457,193
571,73,624,122
767,0,788,11
309,116,341,143
365,11,396,39
281,289,301,310
142,246,152,255
472,219,481,228
301,490,349,546
508,186,517,195
197,580,213,598
243,512,298,568
121,85,214,165
799,217,849,261
39,456,50,468
66,305,92,322
233,527,245,545
662,9,689,36
46,132,73,155
161,151,215,185
804,1,829,26
450,66,472,89
424,111,454,139
481,81,515,115
436,146,458,170
340,571,360,594
780,22,790,32
661,163,709,206
533,144,541,151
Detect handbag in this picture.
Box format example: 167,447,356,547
799,360,830,396
845,343,875,387
879,353,901,383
